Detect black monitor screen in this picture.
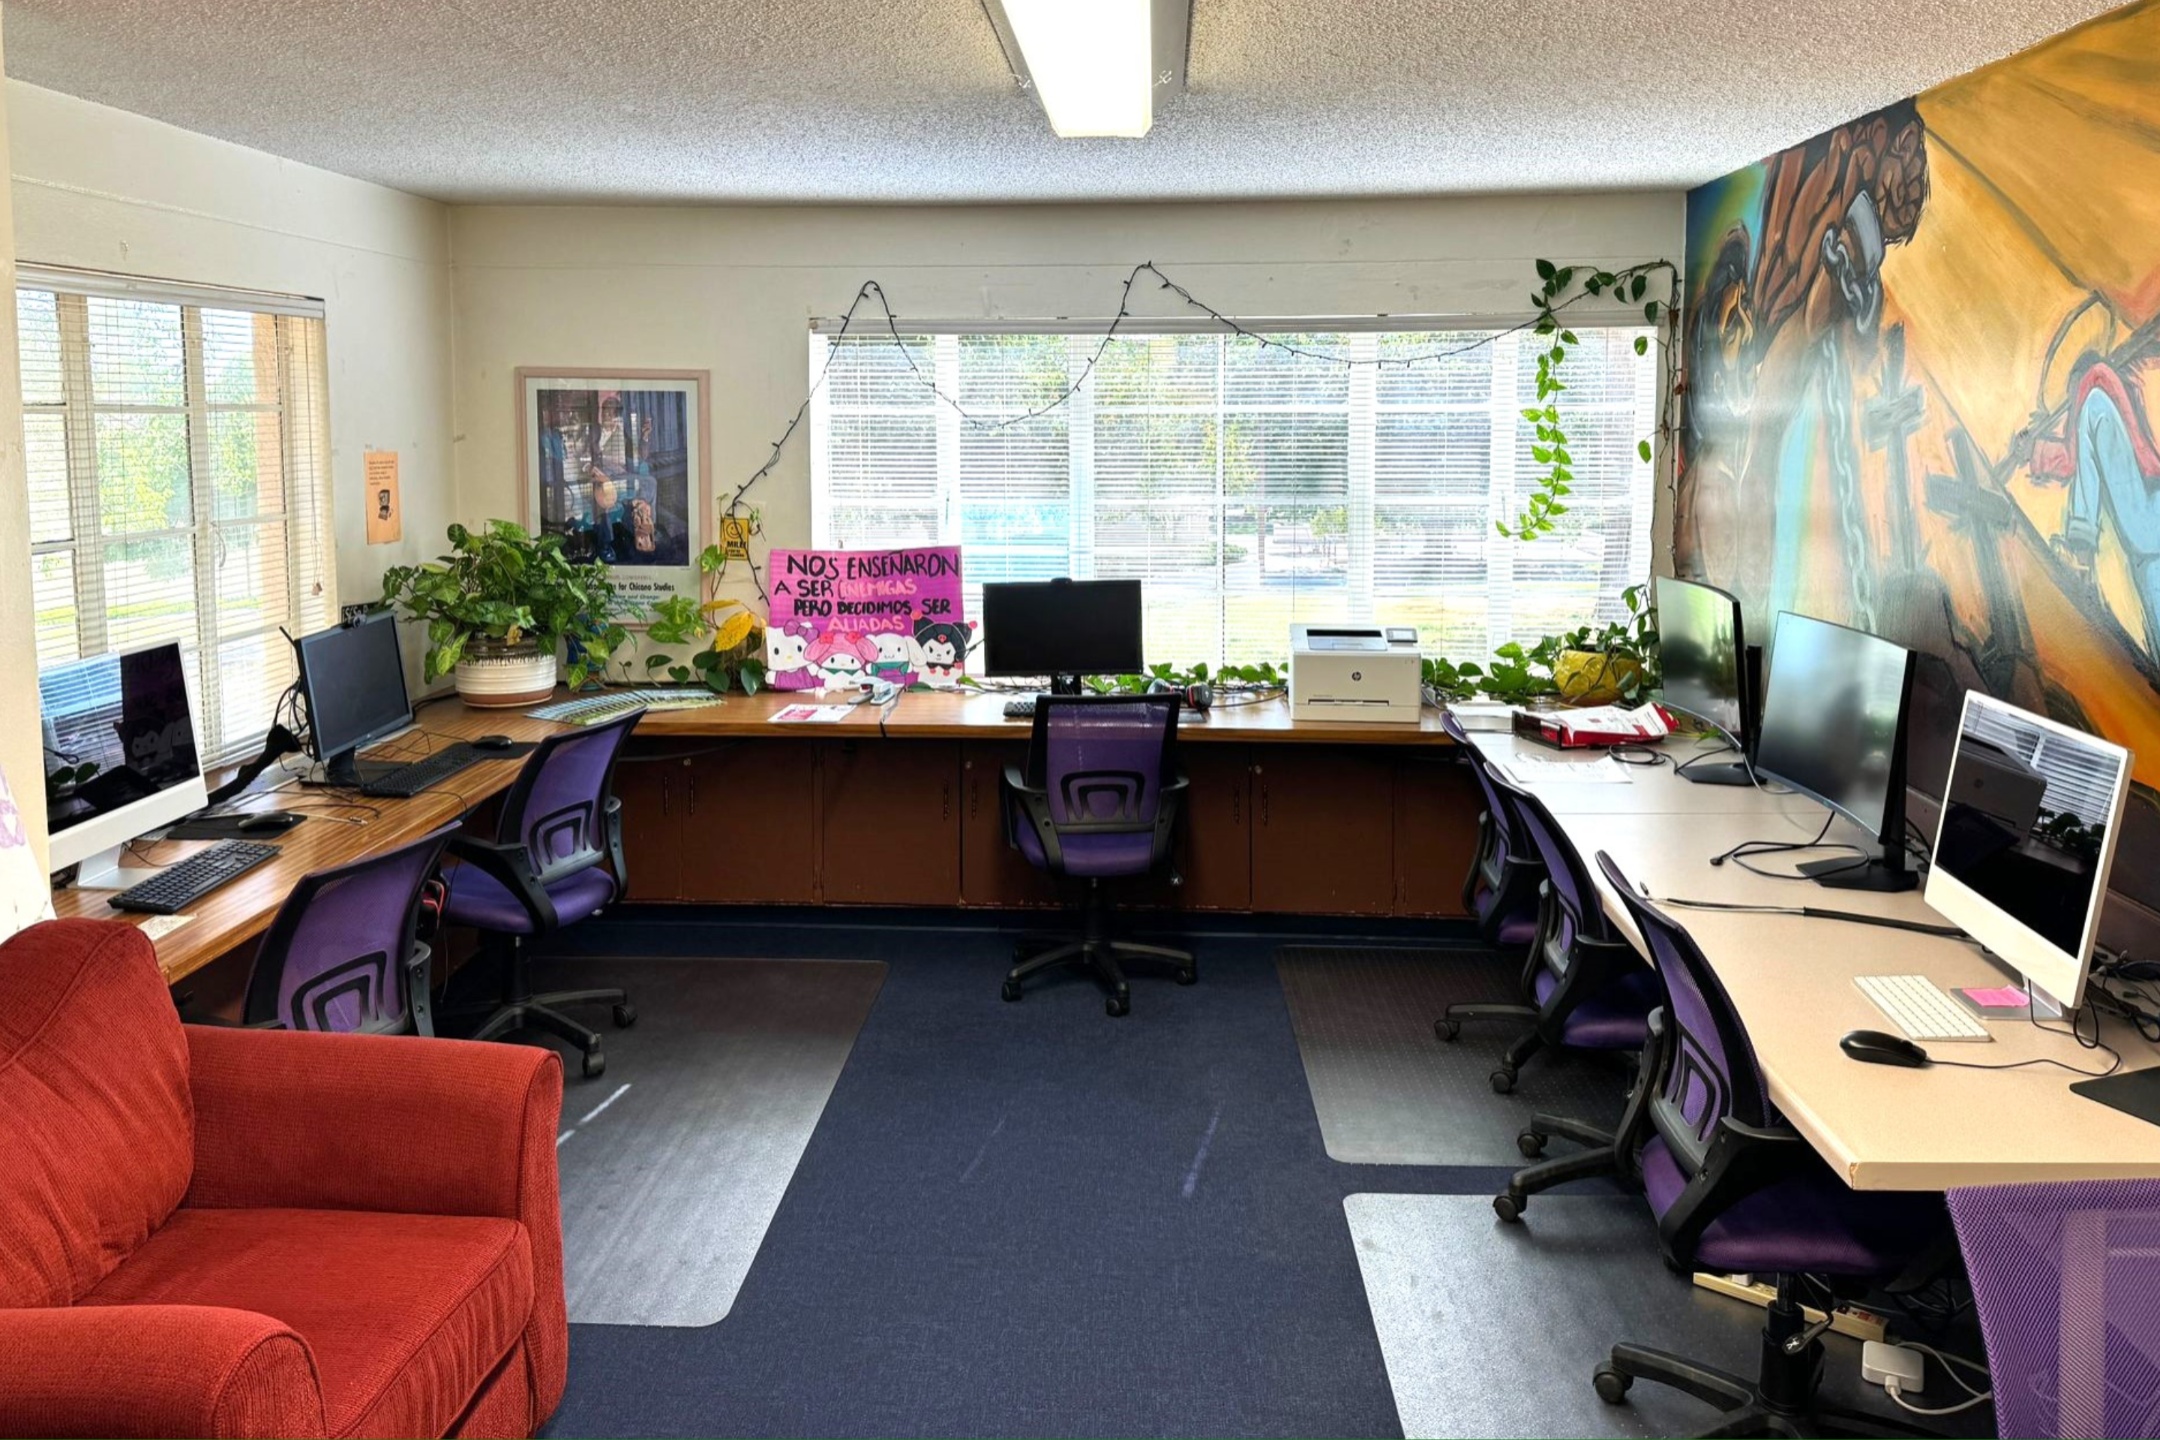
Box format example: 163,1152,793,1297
1654,575,1748,744
980,580,1145,679
38,643,200,837
1935,698,2126,959
298,615,413,762
1753,611,1915,841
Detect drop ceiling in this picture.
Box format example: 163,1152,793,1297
1,0,2129,204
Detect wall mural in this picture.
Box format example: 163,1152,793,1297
1677,0,2160,912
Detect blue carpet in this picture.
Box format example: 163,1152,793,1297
533,909,1546,1439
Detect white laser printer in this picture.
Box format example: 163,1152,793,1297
1288,624,1423,724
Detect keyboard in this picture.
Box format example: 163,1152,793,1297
360,743,486,798
1002,696,1038,720
109,839,280,915
527,689,723,726
1855,974,1993,1043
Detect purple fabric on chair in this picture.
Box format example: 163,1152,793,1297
1495,913,1540,948
1010,818,1156,879
1948,1179,2160,1440
245,823,456,1033
1440,712,1542,940
442,864,617,936
1007,696,1180,881
1549,967,1659,1050
1640,1138,1945,1276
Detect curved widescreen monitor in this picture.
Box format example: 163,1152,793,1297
37,642,209,871
1752,611,1918,889
1926,692,2130,1010
1654,575,1749,746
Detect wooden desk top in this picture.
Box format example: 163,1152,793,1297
1534,803,2160,1190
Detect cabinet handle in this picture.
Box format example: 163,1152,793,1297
941,780,953,822
687,769,698,816
660,774,671,819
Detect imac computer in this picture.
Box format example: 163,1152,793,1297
38,642,209,887
1751,611,1919,892
980,579,1145,694
296,613,415,787
1653,575,1754,785
1926,691,2131,1014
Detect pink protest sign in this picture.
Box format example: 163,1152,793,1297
765,546,971,691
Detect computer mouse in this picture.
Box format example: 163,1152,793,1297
1839,1030,1930,1068
237,811,302,834
473,734,517,752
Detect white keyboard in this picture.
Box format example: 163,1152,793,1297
1855,974,1993,1043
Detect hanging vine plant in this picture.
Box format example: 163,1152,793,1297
1501,258,1679,541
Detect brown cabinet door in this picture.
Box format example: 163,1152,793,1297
1132,744,1252,911
1392,755,1481,917
1250,748,1396,914
678,741,820,904
611,752,683,901
818,740,963,906
959,741,1061,908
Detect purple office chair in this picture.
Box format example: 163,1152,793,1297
1591,851,1950,1436
1001,693,1192,1017
241,822,457,1035
440,709,641,1078
1948,1179,2160,1439
1439,711,1543,951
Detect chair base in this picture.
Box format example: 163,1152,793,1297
444,938,635,1079
1434,1003,1543,1092
1000,879,1193,1017
1594,1281,1942,1439
1494,1111,1622,1222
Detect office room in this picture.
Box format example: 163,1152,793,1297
1,0,2159,1436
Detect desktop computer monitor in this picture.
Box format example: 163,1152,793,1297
296,614,413,786
980,579,1145,693
1751,611,1919,892
1926,692,2131,1012
38,642,209,877
1653,575,1753,785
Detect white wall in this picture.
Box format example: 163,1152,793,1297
449,194,1686,607
0,19,44,883
7,80,455,607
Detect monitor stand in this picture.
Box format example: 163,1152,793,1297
66,841,169,893
1679,761,1755,787
300,748,402,789
1797,851,1918,893
1048,674,1083,697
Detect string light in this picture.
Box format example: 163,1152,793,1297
712,258,1636,600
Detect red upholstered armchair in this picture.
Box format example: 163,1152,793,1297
0,920,568,1439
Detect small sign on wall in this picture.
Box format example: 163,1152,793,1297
365,450,402,545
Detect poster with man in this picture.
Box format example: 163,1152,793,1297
518,369,709,606
766,547,970,691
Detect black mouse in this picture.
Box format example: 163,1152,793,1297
473,734,517,752
237,811,302,834
1840,1030,1930,1068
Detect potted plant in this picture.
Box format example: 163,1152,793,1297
1544,582,1658,706
641,591,768,695
379,520,630,707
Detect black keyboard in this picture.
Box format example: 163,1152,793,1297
1002,697,1038,720
360,743,485,798
109,839,280,915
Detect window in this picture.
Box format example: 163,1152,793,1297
810,325,1656,667
18,273,335,764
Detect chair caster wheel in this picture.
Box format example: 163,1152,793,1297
1593,1365,1632,1404
1489,1066,1517,1094
582,1049,607,1080
1435,1018,1461,1043
1001,979,1023,1003
1493,1192,1524,1223
1517,1130,1546,1159
612,1003,637,1028
1106,993,1130,1018
1176,968,1197,986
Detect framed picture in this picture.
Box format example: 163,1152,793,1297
516,368,711,608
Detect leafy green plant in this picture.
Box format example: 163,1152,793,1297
378,520,631,690
641,593,767,695
1503,260,1677,541
1081,659,1286,694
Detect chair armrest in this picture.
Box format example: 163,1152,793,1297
604,793,628,892
0,1305,326,1439
184,1024,568,1419
446,833,560,931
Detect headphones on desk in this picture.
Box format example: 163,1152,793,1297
1145,679,1212,712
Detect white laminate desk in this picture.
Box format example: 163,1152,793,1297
1462,729,2160,1191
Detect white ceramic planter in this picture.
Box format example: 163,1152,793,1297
454,644,558,708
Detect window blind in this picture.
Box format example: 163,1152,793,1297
810,324,1656,668
18,278,336,765
1963,706,2122,830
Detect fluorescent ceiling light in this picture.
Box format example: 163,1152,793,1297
1000,0,1155,138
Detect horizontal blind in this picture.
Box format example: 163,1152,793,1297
810,323,1655,669
1963,707,2122,829
18,279,336,765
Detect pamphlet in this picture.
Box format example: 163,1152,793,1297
769,703,853,724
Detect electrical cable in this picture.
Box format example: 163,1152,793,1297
1649,893,1967,938
1707,809,1871,880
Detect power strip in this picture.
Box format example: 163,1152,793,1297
1691,1273,1890,1343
